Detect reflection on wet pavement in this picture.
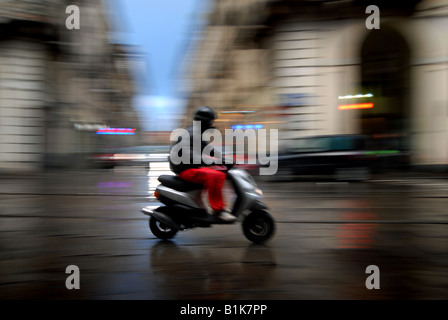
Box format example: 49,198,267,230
1,168,447,299
149,241,278,299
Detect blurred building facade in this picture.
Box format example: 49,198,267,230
182,0,448,170
0,0,141,173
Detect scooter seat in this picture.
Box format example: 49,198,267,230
158,175,203,192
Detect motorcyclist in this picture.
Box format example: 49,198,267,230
169,106,236,222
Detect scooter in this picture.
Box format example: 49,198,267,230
141,165,275,244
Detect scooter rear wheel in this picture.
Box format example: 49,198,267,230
242,210,275,244
149,217,178,240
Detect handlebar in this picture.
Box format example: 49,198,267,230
210,163,234,172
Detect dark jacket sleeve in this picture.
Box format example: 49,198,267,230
169,126,223,174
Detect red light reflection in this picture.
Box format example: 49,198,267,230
336,211,378,249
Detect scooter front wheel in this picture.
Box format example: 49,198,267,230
149,217,178,240
242,210,275,244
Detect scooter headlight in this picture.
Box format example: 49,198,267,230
255,187,263,197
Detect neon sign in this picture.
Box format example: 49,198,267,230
338,103,374,110
338,93,373,100
96,128,136,135
231,124,263,130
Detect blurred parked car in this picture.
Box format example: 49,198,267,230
274,134,410,181
89,145,170,168
364,135,411,171
275,135,372,180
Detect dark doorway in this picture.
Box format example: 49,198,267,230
360,26,411,146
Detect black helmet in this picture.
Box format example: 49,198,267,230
193,106,217,127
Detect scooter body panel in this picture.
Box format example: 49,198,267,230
227,168,262,217
157,185,204,209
